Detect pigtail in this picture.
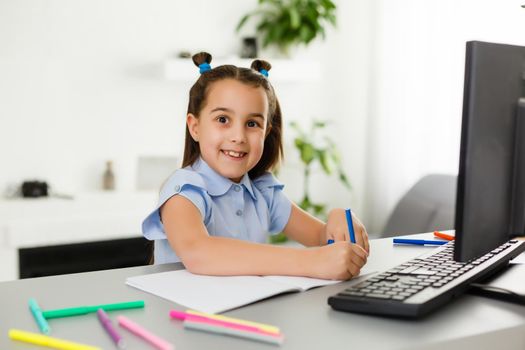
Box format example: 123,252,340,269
251,59,271,77
192,52,212,66
192,52,213,74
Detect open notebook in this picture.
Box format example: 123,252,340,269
126,270,346,314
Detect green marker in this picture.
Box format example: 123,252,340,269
42,300,144,319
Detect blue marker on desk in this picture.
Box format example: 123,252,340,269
327,208,357,245
393,238,448,246
29,298,50,334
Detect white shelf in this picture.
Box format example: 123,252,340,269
164,57,322,83
0,191,157,248
0,191,158,281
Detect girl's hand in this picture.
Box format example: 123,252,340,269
325,208,370,254
310,242,368,280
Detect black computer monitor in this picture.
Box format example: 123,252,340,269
455,40,525,262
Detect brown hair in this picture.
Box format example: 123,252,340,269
182,52,284,179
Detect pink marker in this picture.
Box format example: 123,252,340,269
169,310,281,337
117,316,174,350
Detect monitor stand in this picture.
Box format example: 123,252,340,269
468,260,525,305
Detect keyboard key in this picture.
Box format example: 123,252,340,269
412,268,437,275
365,293,391,299
341,291,365,297
398,266,420,274
402,280,418,285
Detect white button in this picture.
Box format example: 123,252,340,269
174,185,181,192
236,210,243,216
234,185,241,192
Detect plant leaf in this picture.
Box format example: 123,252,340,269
312,203,326,215
318,149,332,174
290,7,301,29
300,143,315,165
236,14,251,32
313,120,326,128
338,171,352,189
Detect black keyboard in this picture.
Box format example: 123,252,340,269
328,239,525,318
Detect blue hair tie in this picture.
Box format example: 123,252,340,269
199,63,211,74
259,69,269,77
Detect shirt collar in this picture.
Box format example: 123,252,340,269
191,158,257,200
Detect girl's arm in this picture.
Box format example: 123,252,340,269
161,195,367,280
281,202,326,246
283,204,370,254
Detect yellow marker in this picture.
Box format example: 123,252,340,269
9,329,101,350
186,310,280,334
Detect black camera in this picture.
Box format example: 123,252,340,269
21,181,49,198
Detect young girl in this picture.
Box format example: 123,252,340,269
142,52,369,280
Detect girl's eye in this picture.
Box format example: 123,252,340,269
247,120,260,128
217,116,228,124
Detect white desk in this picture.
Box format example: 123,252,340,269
0,233,524,349
0,191,157,281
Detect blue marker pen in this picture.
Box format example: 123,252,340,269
345,208,356,243
393,238,448,246
327,208,357,244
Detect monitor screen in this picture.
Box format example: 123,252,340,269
455,41,525,262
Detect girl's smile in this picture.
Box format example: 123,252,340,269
187,79,270,182
222,150,246,159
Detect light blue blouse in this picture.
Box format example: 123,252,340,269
142,158,292,264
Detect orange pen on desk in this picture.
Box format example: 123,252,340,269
434,231,455,241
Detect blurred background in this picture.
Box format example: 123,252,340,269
1,0,525,280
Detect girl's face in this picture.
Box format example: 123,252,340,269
187,79,270,182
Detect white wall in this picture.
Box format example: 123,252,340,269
0,0,373,226
363,0,525,233
4,0,525,236
0,0,255,193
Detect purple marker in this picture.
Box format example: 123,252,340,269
97,308,126,349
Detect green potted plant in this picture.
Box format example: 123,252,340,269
236,0,337,56
291,120,351,216
270,120,351,243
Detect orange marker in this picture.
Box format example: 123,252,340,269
434,231,455,241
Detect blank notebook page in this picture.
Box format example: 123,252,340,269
126,270,341,314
